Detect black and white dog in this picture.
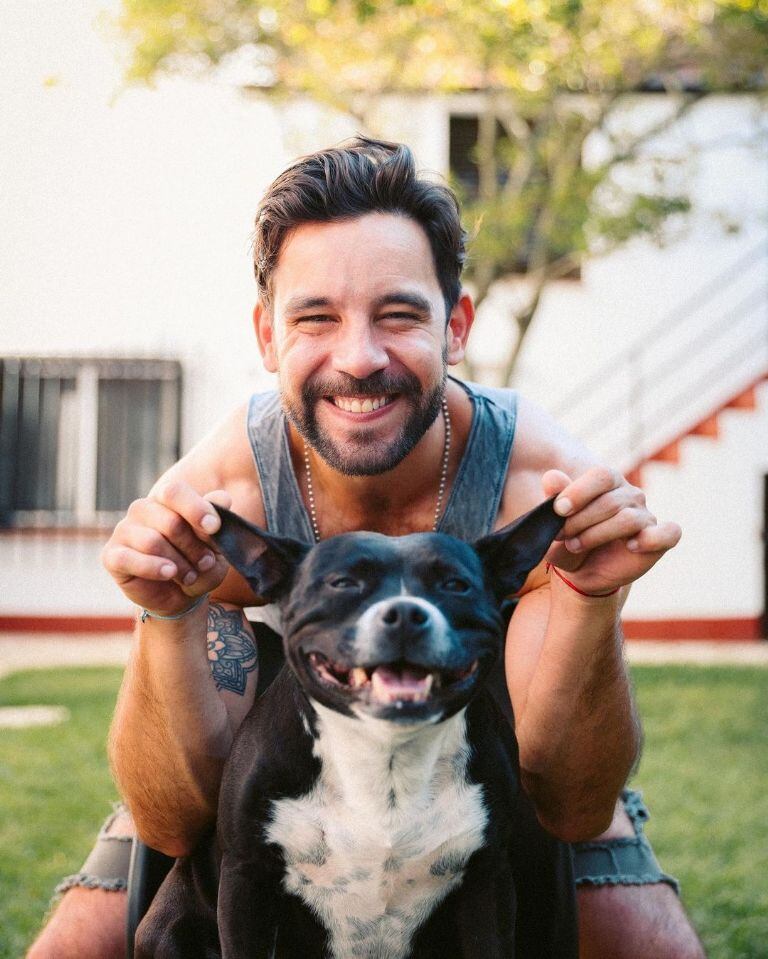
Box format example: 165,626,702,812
135,500,578,959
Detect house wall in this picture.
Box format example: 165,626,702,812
365,91,768,631
622,385,767,623
1,1,766,628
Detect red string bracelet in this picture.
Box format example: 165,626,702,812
545,563,620,598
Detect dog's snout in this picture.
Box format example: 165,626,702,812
380,600,430,631
354,596,449,661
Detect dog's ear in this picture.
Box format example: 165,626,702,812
212,505,311,601
473,497,565,601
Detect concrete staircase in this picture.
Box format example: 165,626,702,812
551,239,768,478
625,369,768,487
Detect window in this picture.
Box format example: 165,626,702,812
0,357,181,528
448,114,510,199
448,109,581,280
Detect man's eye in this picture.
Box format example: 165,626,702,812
441,577,470,594
328,576,360,590
297,315,333,324
380,312,420,323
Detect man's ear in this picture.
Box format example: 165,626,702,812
212,506,310,601
446,291,474,366
254,302,278,373
473,498,565,601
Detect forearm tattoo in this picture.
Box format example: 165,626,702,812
206,603,258,695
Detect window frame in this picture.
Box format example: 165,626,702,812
0,356,182,530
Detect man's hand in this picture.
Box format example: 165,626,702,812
101,482,233,616
542,467,681,597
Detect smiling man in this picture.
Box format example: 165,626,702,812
29,139,703,959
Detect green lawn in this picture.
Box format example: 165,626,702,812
1,664,766,958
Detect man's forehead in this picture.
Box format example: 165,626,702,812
270,213,441,307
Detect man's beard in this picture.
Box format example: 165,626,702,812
282,365,447,477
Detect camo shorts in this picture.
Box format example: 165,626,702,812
55,789,678,897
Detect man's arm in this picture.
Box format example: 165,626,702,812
501,397,680,842
506,573,638,842
109,598,257,856
104,407,266,855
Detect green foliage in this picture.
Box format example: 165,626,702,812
118,0,767,95
115,0,765,382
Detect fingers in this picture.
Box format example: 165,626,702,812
204,489,233,511
102,543,182,585
541,470,572,501
114,514,210,586
627,521,682,554
541,464,678,553
562,507,655,554
152,480,224,538
558,485,648,544
550,466,623,519
103,483,233,607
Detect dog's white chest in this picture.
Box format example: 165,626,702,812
266,707,487,959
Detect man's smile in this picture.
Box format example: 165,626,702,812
329,394,396,414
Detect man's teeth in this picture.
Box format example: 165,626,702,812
333,395,391,413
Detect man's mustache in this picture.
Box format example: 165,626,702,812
301,371,421,401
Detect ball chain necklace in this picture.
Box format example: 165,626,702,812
303,395,451,544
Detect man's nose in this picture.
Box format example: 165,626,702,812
331,324,389,380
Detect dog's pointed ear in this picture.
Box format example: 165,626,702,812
211,505,311,601
473,497,565,601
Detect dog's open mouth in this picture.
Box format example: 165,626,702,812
307,653,479,704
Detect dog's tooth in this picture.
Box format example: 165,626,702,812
370,669,391,702
350,667,368,688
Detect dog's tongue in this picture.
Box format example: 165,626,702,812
370,664,433,704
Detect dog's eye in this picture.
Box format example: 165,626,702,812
327,575,360,590
441,577,470,593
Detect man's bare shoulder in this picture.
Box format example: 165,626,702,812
496,393,599,527
151,401,266,526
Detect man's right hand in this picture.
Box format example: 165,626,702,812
101,482,233,616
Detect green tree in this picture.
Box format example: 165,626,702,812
117,0,767,383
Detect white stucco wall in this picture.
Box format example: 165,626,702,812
1,1,766,624
622,384,767,620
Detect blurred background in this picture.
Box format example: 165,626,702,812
1,6,768,957
1,0,766,636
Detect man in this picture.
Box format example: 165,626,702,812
29,138,704,958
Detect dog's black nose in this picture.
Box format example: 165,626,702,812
379,600,430,631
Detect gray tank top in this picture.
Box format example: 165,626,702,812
246,377,518,546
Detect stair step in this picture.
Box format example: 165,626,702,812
625,369,765,480
649,440,681,464
724,385,757,411
690,414,720,438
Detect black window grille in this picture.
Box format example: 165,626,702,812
0,358,181,528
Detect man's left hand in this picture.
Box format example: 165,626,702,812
542,467,682,597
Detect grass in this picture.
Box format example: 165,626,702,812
629,666,768,958
0,665,766,958
0,667,123,959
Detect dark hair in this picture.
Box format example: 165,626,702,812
252,137,466,317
